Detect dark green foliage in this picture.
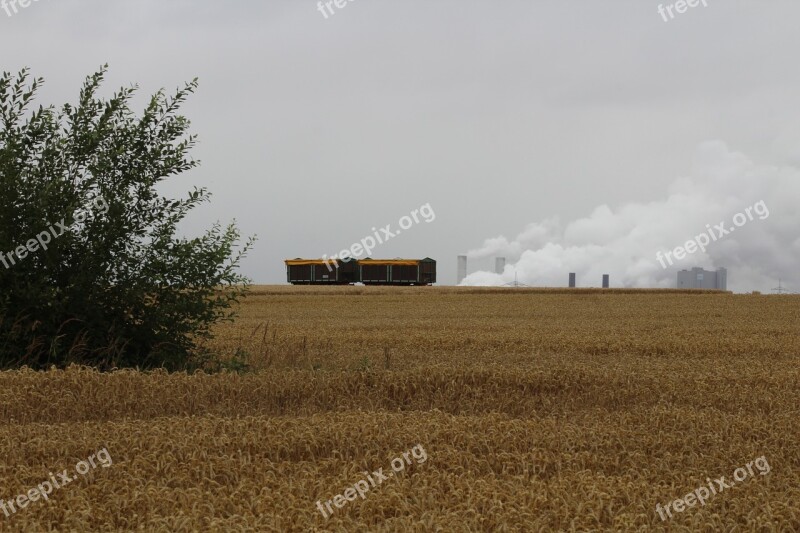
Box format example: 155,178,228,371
0,66,254,370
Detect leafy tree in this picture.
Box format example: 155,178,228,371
0,66,254,370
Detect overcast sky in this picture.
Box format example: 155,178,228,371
3,0,799,291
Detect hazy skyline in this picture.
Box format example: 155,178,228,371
3,1,799,291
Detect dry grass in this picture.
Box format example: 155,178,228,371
0,286,798,531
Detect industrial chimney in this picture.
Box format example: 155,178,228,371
457,255,467,285
495,257,506,275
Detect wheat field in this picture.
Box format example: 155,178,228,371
1,286,799,532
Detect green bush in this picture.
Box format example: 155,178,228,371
0,67,255,370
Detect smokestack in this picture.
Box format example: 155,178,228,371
602,274,610,288
457,255,467,285
569,272,576,288
495,257,506,275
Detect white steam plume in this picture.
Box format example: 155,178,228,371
462,141,800,293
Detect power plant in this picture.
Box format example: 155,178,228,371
677,267,727,290
570,272,609,288
457,256,508,285
454,256,728,289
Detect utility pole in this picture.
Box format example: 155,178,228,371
772,279,789,294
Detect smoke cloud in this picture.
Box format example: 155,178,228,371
462,141,800,293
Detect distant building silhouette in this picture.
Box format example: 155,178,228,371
457,255,467,285
677,267,727,290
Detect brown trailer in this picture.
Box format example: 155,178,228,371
285,259,342,284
